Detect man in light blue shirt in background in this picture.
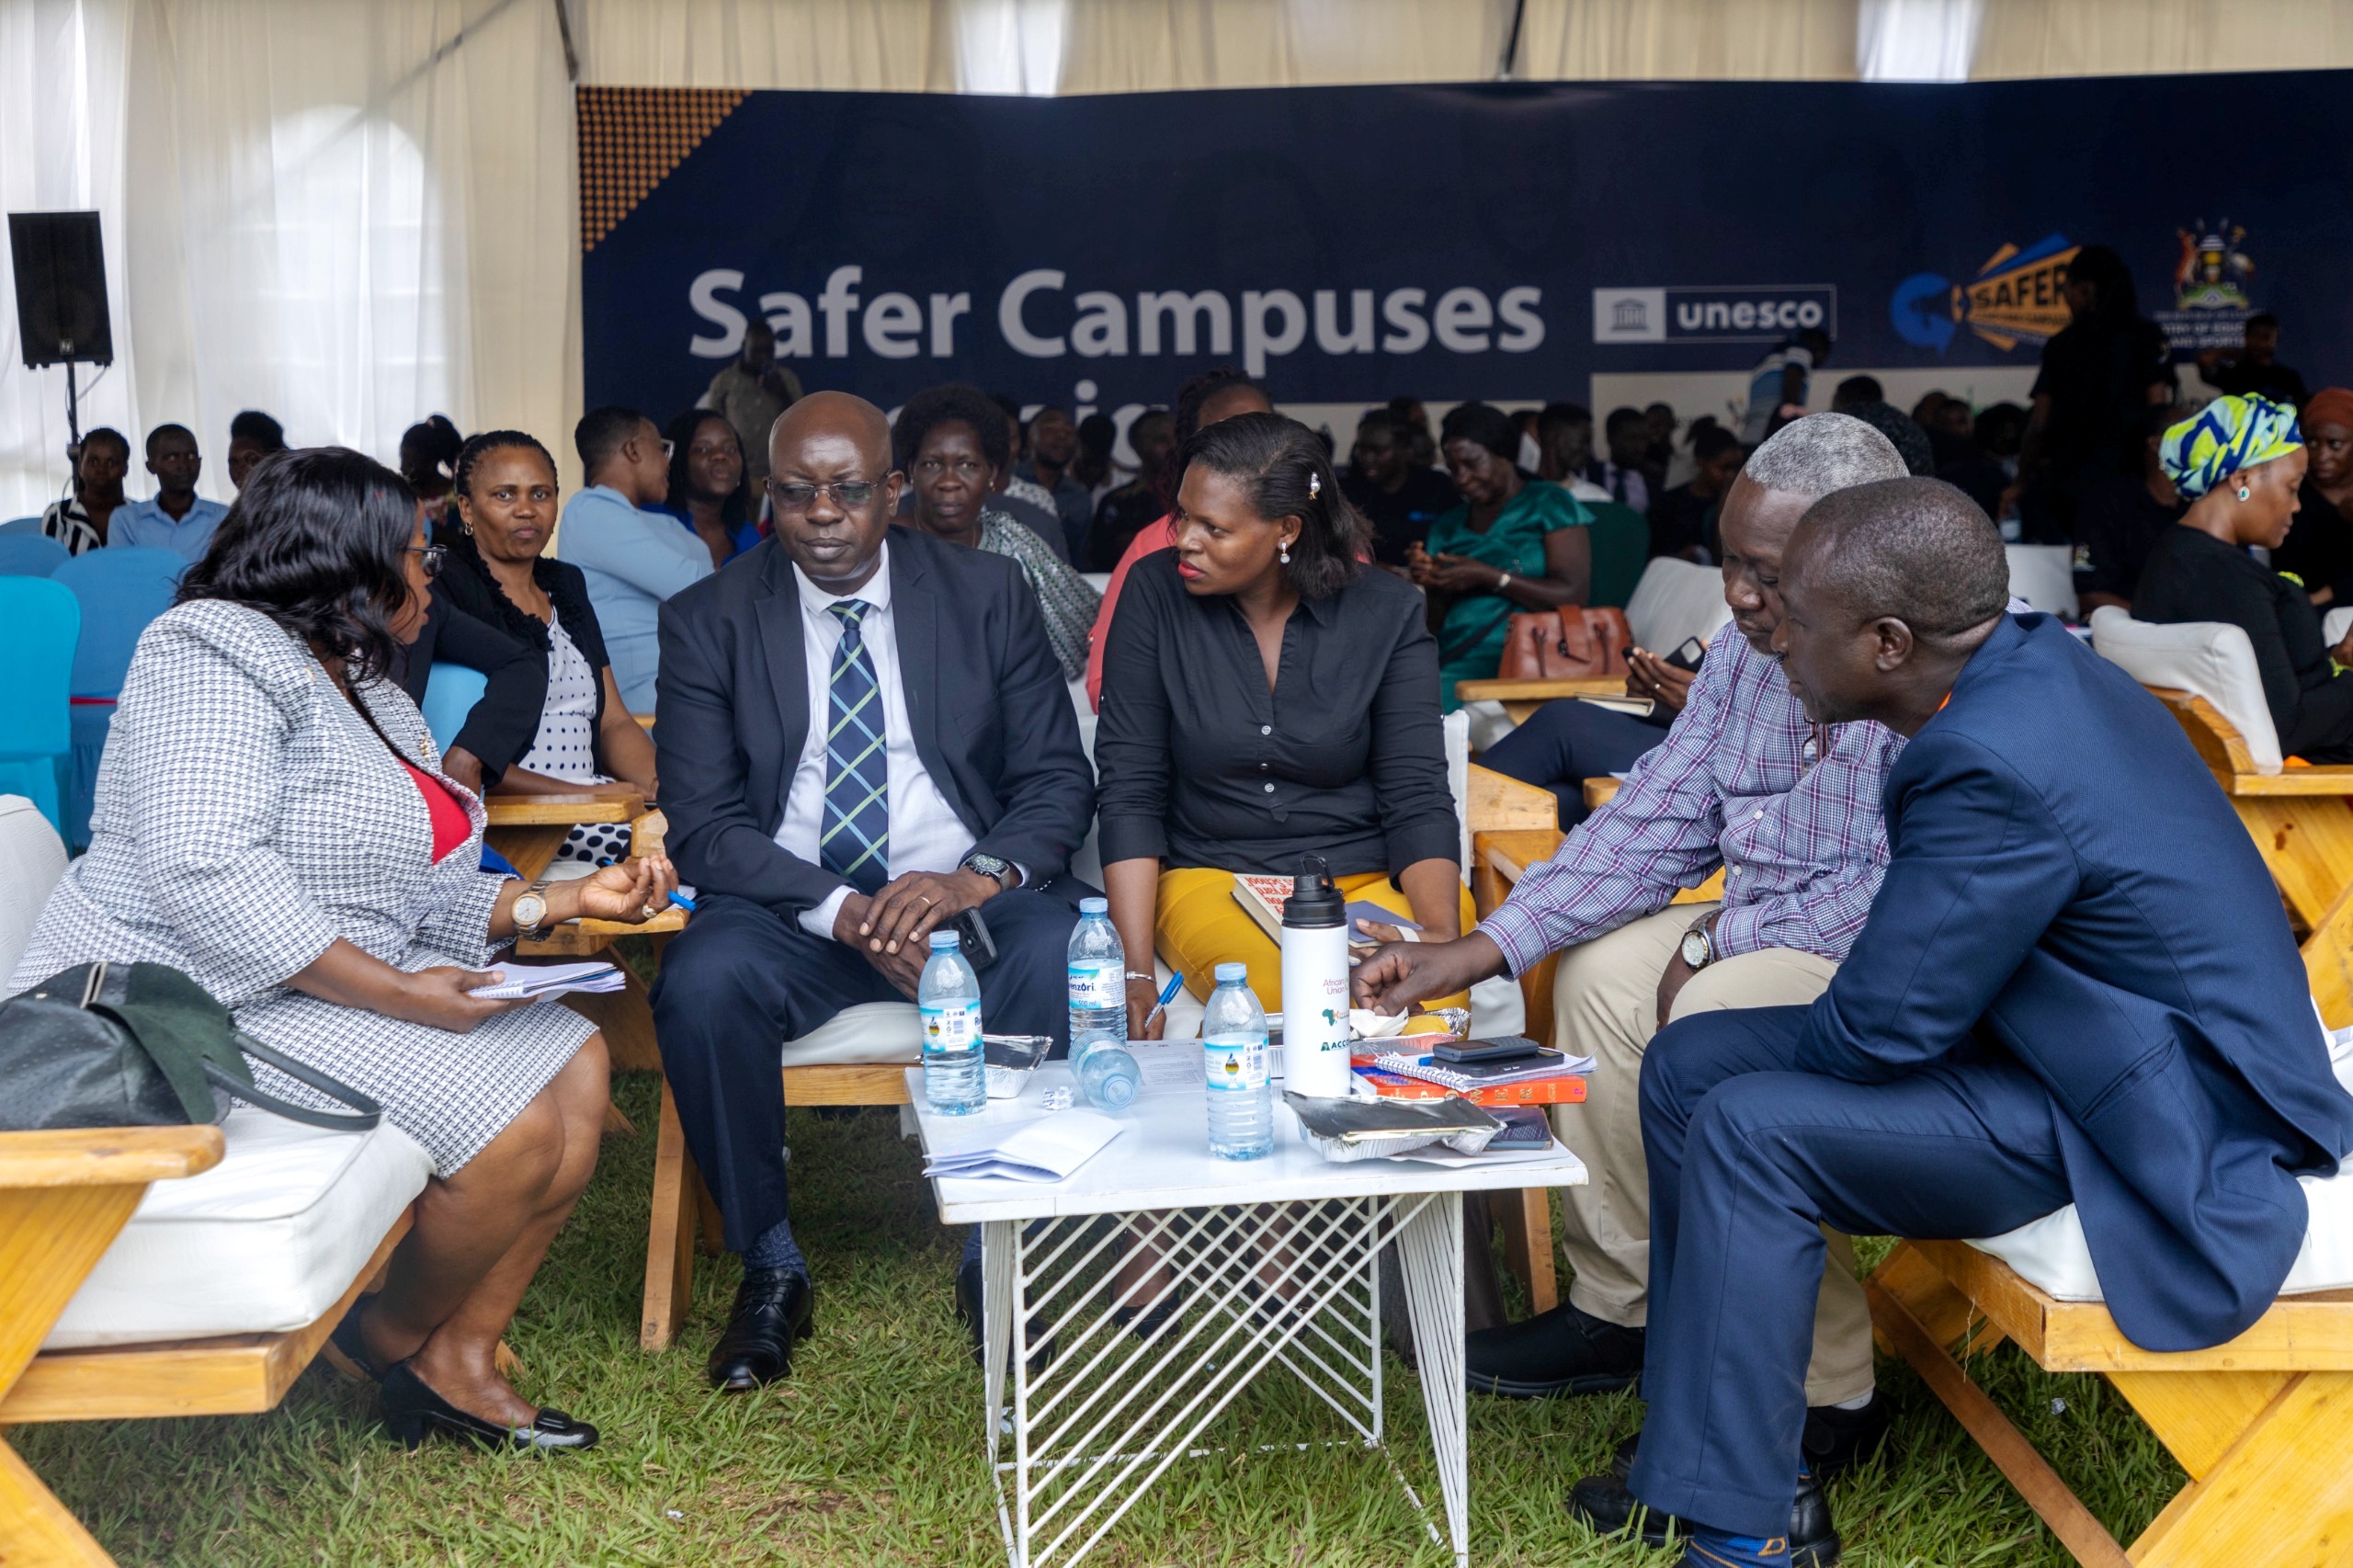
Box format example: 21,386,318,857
110,424,229,562
558,403,713,715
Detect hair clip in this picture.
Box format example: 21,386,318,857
1308,472,1322,499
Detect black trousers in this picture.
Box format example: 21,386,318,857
1479,698,1671,828
1629,1005,2074,1537
650,888,1077,1253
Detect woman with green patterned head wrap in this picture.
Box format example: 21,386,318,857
2135,393,2353,760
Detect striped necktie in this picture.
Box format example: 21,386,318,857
819,600,889,893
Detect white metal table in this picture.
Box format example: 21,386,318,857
908,1053,1587,1568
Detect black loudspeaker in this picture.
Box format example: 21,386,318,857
10,210,113,368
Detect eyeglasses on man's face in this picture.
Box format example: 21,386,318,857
767,478,882,514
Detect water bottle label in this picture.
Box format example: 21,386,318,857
921,1002,979,1054
1204,1035,1268,1092
1067,961,1123,1009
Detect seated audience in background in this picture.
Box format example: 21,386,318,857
42,426,131,555
11,447,677,1452
225,408,287,492
1097,411,1471,1021
1829,375,1882,412
704,318,800,485
111,423,230,561
1910,390,1952,431
892,382,1101,683
557,403,711,715
1586,406,1652,513
652,392,1091,1391
1089,409,1175,571
1015,403,1093,562
1572,476,2353,1567
1926,405,2008,524
2199,312,2310,409
1642,402,1678,476
1662,415,1720,491
399,415,463,533
1355,414,1912,1474
1647,425,1745,562
1409,401,1592,709
444,430,662,861
2269,386,2353,608
1388,395,1438,467
2072,403,2188,615
2134,396,2353,759
1535,402,1596,485
391,577,548,797
1342,408,1460,565
989,393,1065,540
1840,400,1935,476
1740,326,1830,443
1086,367,1275,706
1071,412,1121,507
661,409,760,568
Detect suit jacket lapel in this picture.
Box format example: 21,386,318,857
755,551,811,829
892,538,950,793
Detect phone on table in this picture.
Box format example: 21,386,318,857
1433,1036,1544,1065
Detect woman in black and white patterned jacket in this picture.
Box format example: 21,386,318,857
10,448,676,1454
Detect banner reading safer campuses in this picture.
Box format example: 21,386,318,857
581,73,2353,418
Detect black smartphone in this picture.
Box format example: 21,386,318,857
1662,636,1708,673
1433,1036,1543,1065
949,906,1000,970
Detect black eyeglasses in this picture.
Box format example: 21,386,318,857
767,479,881,514
408,543,447,580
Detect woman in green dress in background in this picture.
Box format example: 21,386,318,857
1406,401,1594,709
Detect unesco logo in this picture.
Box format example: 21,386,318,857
1593,286,1836,345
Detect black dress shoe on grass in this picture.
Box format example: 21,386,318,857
1568,1465,1839,1564
707,1267,814,1392
1610,1393,1890,1483
325,1297,382,1381
1464,1301,1643,1397
381,1361,597,1452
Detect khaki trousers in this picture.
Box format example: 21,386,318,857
1549,903,1875,1404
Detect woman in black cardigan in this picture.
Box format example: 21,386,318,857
440,430,659,860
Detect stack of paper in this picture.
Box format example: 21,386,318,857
469,961,626,1001
924,1109,1125,1183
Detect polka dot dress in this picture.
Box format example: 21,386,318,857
519,613,629,865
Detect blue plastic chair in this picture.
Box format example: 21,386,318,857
0,517,42,537
0,534,69,576
421,663,489,756
51,547,183,848
0,577,80,833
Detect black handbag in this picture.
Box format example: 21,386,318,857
0,960,381,1134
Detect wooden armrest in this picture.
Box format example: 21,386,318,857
1455,676,1626,703
1466,765,1559,833
1584,777,1622,811
517,903,689,956
0,1125,223,1187
1473,828,1564,887
2223,767,2353,796
634,712,656,731
484,788,646,826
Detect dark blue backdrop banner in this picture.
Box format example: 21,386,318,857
582,74,2352,418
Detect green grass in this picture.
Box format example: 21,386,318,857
17,1073,2186,1566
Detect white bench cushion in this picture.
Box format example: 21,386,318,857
0,792,67,978
2088,605,2281,772
1625,557,1733,654
2004,543,2079,620
1969,1028,2353,1301
43,1106,433,1349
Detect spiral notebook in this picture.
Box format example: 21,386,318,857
1370,1044,1594,1092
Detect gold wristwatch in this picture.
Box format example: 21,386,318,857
512,876,553,941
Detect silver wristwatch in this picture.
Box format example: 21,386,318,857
1679,916,1717,971
513,876,553,941
961,850,1014,891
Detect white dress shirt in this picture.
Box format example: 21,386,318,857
775,540,981,938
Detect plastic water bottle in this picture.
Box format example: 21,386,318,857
919,931,985,1115
1202,962,1273,1160
1068,898,1142,1111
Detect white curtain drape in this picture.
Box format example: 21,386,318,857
7,0,2351,519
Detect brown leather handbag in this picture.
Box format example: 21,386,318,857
1498,607,1634,680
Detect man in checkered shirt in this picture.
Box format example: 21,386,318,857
1357,414,1914,1474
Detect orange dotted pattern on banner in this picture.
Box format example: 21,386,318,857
578,86,749,252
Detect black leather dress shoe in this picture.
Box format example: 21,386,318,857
1610,1393,1891,1483
325,1297,382,1381
1464,1301,1644,1397
955,1256,1055,1373
380,1361,598,1452
1568,1463,1838,1564
707,1267,814,1392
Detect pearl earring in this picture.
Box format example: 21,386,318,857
1279,543,1292,564
2238,484,2252,501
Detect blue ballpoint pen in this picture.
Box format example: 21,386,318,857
1143,971,1183,1033
595,857,695,912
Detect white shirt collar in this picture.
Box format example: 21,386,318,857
790,536,892,618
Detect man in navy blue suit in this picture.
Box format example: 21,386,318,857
1569,477,2353,1567
652,392,1094,1393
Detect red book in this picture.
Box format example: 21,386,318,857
1351,1065,1588,1107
